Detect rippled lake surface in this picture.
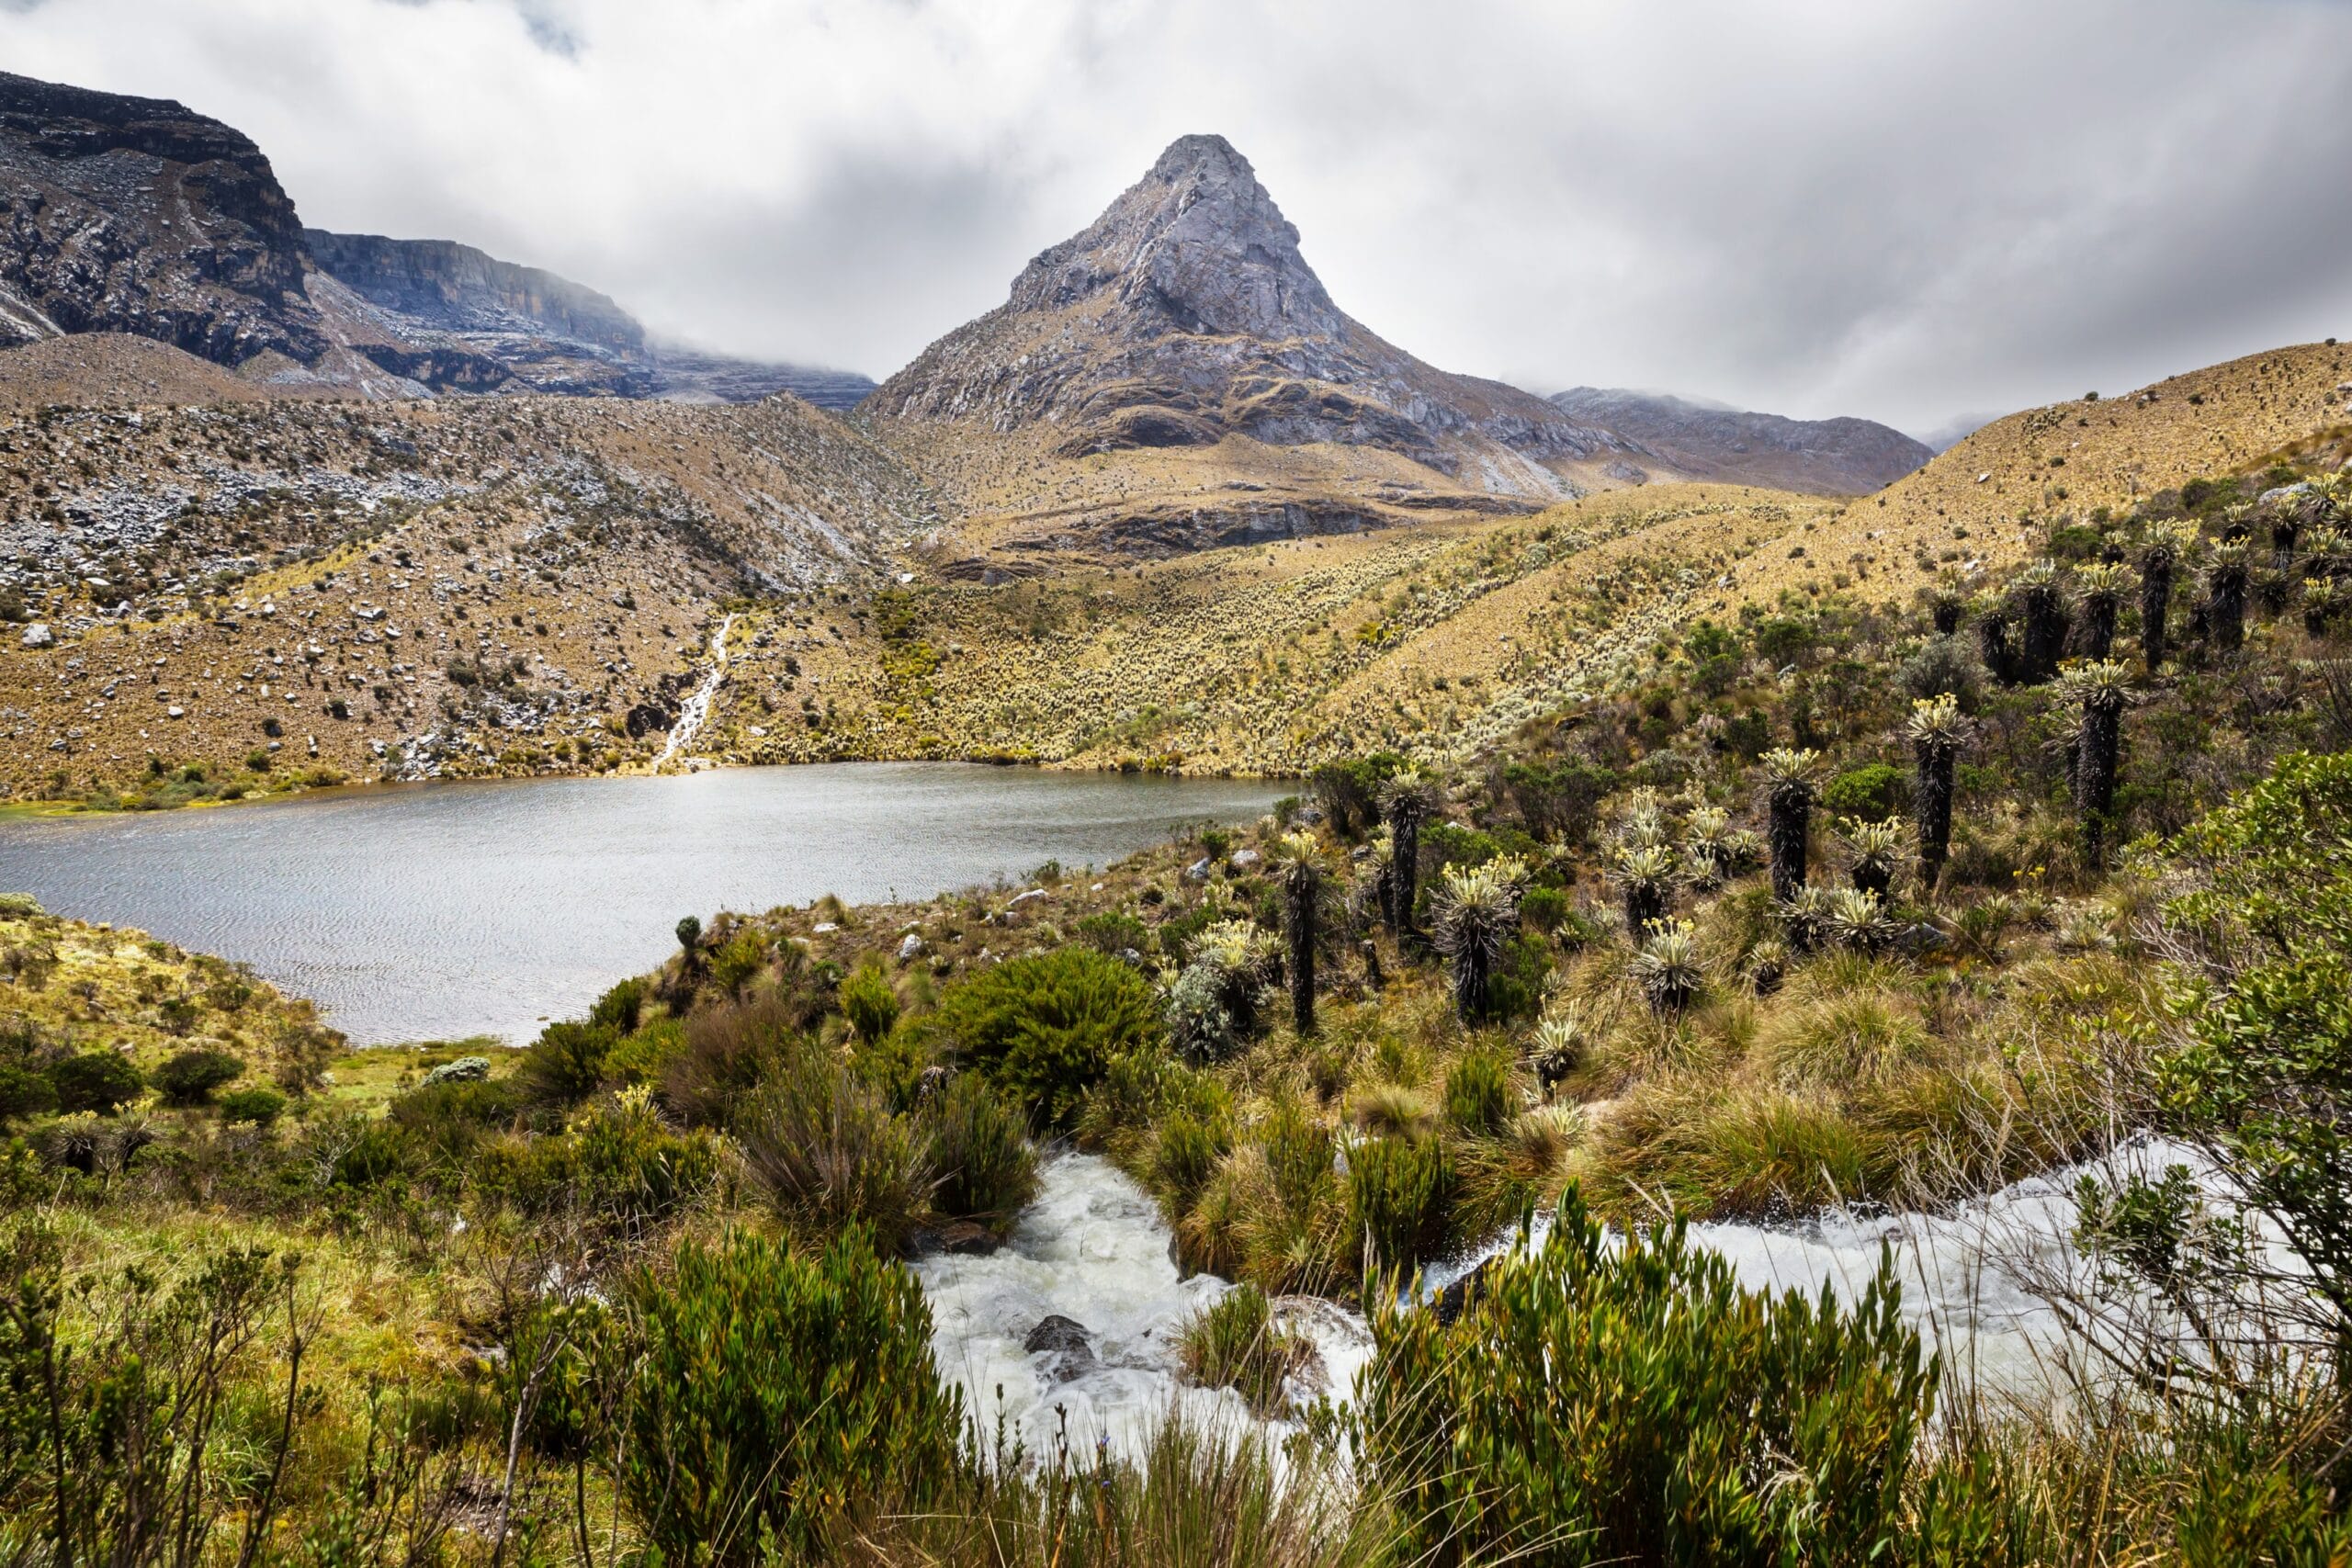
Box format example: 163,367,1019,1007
0,763,1285,1044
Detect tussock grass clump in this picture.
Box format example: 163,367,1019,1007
1178,1283,1309,1416
922,1073,1039,1238
1347,1132,1455,1273
1757,989,1935,1093
1441,1047,1513,1135
738,1055,934,1253
1350,1081,1433,1140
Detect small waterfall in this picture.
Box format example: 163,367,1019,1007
913,1154,1372,1462
654,612,738,772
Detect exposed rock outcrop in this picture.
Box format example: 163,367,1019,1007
0,71,874,408
303,229,876,407
0,71,324,366
304,231,645,355
867,134,1637,491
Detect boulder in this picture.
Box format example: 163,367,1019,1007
1023,1314,1097,1380
19,623,52,649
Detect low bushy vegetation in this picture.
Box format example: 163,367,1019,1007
3,456,2346,1561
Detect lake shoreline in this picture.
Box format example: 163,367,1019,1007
0,761,1289,1045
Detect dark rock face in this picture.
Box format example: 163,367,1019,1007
0,70,873,407
0,71,325,366
1022,1314,1097,1381
306,228,877,408
867,133,1632,485
304,230,645,355
1547,387,1932,496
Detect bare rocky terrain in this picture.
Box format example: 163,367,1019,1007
304,229,877,408
0,372,938,797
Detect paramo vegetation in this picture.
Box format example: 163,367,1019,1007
4,454,2352,1562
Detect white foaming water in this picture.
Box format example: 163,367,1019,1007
913,1153,1372,1462
921,1140,2230,1457
654,612,738,771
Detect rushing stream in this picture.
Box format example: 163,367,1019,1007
934,1142,2220,1460
915,1154,1374,1461
652,613,738,772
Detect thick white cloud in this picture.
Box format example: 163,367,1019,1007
4,0,2348,434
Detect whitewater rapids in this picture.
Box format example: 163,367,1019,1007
915,1140,2226,1461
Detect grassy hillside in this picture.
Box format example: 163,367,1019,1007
706,483,1849,774
3,340,2345,808
1865,340,2348,556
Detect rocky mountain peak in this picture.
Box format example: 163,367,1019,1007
1006,133,1340,341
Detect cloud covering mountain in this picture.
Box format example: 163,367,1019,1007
2,0,2348,434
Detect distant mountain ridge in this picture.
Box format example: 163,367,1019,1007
303,228,876,408
0,70,869,407
1546,387,1932,494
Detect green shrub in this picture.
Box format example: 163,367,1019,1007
1486,931,1554,1024
1520,884,1572,934
738,1054,933,1252
920,1073,1037,1237
1178,1283,1306,1416
0,1064,60,1122
388,1076,524,1168
219,1086,287,1127
475,1095,718,1233
707,928,770,998
620,1227,963,1564
929,948,1161,1127
1443,1049,1513,1135
2155,750,2352,1343
518,1020,616,1109
154,1047,243,1106
1073,909,1150,957
1348,1134,1455,1273
1822,761,1905,818
839,960,901,1046
588,976,647,1032
49,1051,144,1115
1362,1186,1935,1564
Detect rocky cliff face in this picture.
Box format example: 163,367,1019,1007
0,71,872,408
1546,387,1931,495
304,228,876,408
867,135,1633,491
0,71,326,366
303,231,646,355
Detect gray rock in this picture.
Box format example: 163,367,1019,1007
1023,1314,1096,1380
1184,857,1212,883
19,623,52,649
1228,848,1261,870
898,932,924,961
421,1055,492,1085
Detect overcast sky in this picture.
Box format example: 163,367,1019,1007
5,0,2350,437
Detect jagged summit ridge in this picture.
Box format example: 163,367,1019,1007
868,133,1624,490
1007,133,1341,342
